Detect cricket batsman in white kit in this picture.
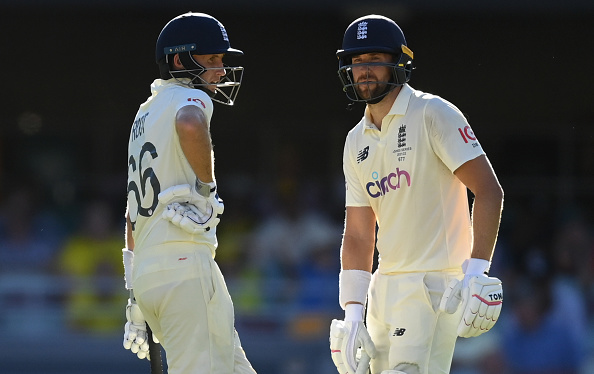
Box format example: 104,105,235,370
329,15,504,374
121,12,256,374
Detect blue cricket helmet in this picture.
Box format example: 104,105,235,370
337,15,414,104
337,14,408,59
156,12,243,63
155,12,244,105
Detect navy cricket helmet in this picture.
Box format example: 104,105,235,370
337,15,414,104
156,12,244,105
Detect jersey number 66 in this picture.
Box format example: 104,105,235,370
127,142,161,230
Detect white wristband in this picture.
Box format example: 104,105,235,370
122,248,134,290
345,303,364,322
464,258,491,275
339,269,371,310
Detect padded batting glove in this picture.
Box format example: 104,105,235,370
439,259,503,338
123,296,160,361
123,297,151,359
158,180,224,233
330,304,377,374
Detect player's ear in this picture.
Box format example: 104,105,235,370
172,54,184,70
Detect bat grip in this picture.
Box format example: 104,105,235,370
147,324,164,374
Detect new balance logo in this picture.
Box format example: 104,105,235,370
393,328,406,337
357,146,369,163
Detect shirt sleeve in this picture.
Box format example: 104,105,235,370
171,88,214,124
425,97,485,172
343,133,370,207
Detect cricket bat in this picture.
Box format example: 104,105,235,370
146,323,163,374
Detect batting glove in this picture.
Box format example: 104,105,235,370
330,304,377,374
439,259,503,338
124,297,149,359
158,180,224,233
123,297,159,360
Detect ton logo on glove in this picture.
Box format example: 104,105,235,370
439,259,503,338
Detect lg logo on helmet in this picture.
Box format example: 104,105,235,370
458,126,479,148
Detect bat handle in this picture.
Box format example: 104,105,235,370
147,324,164,374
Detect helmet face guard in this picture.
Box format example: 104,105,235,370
168,50,244,105
156,12,244,105
336,15,413,104
338,46,413,104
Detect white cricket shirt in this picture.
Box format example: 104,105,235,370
127,79,217,254
343,84,485,273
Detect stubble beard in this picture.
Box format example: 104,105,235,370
355,81,388,100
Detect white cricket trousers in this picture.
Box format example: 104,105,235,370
133,244,256,374
366,270,463,374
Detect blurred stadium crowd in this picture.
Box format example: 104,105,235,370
0,160,593,374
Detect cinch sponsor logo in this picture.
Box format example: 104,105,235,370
458,126,476,143
366,168,411,198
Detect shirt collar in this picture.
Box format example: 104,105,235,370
362,107,377,132
151,78,193,94
361,84,414,133
389,83,413,117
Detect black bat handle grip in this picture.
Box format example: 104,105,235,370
147,324,164,374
